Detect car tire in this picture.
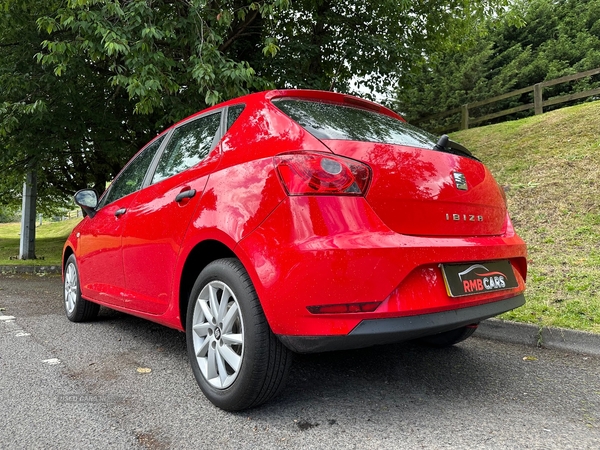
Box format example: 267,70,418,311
63,255,100,322
186,258,292,411
419,325,478,348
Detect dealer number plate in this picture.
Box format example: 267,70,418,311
441,260,519,298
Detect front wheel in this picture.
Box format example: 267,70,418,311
419,324,478,348
186,258,292,411
63,255,100,322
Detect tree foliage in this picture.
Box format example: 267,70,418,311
0,0,158,214
1,0,513,212
395,0,600,130
251,0,515,95
35,0,289,120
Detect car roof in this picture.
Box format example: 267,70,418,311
183,89,402,122
158,89,404,142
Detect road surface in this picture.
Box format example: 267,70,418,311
1,274,599,449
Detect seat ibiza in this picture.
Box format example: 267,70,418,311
64,89,527,410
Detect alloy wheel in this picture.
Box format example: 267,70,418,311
64,262,78,314
192,280,244,389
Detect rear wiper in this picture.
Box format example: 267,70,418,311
433,135,480,161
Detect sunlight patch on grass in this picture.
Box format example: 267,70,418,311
0,218,81,266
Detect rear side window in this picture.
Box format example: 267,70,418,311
273,99,437,149
226,104,245,130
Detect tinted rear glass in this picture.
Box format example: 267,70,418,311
227,104,245,130
273,99,437,149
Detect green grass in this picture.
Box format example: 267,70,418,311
0,218,81,266
452,100,600,333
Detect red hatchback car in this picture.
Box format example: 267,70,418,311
64,89,527,410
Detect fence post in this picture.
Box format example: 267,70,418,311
461,104,469,130
534,83,543,115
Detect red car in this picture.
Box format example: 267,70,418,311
64,89,527,410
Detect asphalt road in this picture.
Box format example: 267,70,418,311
1,274,599,449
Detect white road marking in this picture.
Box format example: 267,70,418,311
42,358,61,365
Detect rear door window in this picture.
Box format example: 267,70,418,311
152,112,222,184
273,99,437,149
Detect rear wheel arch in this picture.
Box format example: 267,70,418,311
179,239,236,330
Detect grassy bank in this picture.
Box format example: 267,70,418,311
452,100,600,333
0,218,81,266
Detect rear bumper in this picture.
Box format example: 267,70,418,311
277,294,525,353
235,195,527,337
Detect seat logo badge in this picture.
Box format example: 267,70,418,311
453,172,468,190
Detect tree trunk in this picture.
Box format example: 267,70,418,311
19,170,37,260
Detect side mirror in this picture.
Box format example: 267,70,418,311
74,189,98,218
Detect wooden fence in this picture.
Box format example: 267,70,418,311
413,67,600,133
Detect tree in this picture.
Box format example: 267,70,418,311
0,0,159,214
35,0,289,120
255,0,516,96
1,0,513,215
394,0,600,130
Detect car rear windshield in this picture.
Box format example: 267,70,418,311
273,99,437,149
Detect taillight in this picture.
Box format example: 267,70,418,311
274,152,371,196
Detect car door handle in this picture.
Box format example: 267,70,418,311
115,208,127,217
175,189,196,203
